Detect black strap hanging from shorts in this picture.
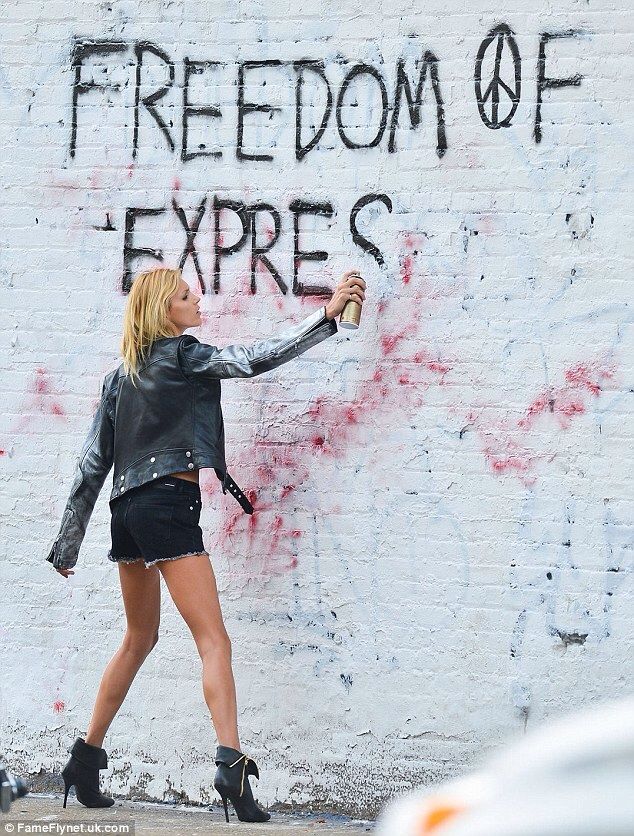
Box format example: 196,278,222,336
215,469,254,514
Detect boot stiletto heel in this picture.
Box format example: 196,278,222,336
62,778,71,809
60,738,114,808
214,745,270,823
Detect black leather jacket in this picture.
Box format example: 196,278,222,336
46,305,338,569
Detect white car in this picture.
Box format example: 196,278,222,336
375,695,634,836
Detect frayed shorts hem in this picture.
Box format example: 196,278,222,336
107,550,209,569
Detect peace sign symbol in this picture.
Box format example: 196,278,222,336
474,23,522,129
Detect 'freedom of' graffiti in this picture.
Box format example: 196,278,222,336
70,25,585,164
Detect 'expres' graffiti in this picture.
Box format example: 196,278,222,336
122,193,393,293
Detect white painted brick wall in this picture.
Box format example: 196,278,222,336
1,0,632,817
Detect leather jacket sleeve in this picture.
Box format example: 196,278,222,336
179,304,338,380
45,375,116,570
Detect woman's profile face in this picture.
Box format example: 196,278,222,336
167,278,202,334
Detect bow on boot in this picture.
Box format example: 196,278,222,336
213,745,270,823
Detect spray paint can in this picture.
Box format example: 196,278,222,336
339,272,363,330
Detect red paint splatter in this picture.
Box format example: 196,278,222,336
53,700,65,713
401,253,413,285
427,361,451,375
482,445,535,477
380,330,412,356
11,368,67,434
412,350,452,380
188,241,617,579
460,356,617,486
399,232,428,286
565,362,614,396
518,359,615,431
521,392,551,425
205,275,456,579
35,370,51,393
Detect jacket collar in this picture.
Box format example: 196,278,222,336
151,334,198,344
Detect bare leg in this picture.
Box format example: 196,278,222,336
157,554,240,750
84,561,161,748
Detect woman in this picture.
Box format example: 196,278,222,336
48,266,366,824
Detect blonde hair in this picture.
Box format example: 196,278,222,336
120,267,183,388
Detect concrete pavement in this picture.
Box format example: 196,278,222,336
4,793,376,835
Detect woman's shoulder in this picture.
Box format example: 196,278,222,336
103,363,125,398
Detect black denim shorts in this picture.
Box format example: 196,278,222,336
107,475,208,569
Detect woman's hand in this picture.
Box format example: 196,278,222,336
325,269,366,320
55,567,75,578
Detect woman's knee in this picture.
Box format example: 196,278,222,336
123,627,160,657
197,629,231,658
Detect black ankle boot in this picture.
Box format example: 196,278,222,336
213,745,270,823
61,738,115,808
